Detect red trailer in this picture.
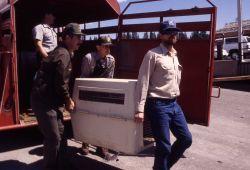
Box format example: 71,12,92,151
0,0,217,131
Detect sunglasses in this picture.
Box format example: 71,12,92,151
102,45,111,49
162,31,178,36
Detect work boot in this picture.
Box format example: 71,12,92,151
96,147,116,161
81,143,89,155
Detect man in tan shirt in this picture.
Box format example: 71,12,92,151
134,20,192,170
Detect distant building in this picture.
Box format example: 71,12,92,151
216,20,250,38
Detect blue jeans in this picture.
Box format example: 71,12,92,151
145,98,192,170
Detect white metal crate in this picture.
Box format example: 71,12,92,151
71,78,144,154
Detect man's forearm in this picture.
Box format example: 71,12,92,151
35,40,48,58
37,46,48,58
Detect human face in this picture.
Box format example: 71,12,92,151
96,45,111,58
66,35,82,52
44,13,55,26
160,31,178,46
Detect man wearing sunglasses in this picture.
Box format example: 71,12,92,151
134,20,192,170
80,36,116,160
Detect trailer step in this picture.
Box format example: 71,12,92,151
213,75,250,82
19,110,71,125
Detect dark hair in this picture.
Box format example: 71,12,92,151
39,8,54,20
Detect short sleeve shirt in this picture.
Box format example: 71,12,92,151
32,24,57,53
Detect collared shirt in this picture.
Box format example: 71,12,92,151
135,43,183,112
81,51,115,78
32,24,57,53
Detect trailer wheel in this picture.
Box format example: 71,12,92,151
230,51,239,60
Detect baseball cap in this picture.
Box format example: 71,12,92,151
97,36,113,46
62,23,83,36
159,20,181,34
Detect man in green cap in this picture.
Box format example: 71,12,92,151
31,23,83,170
80,36,116,160
81,36,115,78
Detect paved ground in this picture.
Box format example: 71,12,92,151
0,81,250,170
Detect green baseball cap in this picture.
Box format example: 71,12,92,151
63,23,83,36
97,36,113,46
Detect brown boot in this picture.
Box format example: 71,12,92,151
96,147,112,161
81,143,89,155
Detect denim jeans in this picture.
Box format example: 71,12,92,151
145,98,192,170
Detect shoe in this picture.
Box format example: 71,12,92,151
96,147,117,161
81,143,89,155
181,154,187,158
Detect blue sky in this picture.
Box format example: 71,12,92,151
117,0,250,29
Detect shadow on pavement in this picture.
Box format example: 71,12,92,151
119,145,155,157
213,80,250,92
0,122,73,153
67,146,123,170
29,146,43,157
0,126,122,170
0,160,43,170
0,127,42,153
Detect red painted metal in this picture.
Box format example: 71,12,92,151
106,0,121,15
121,7,216,20
0,117,71,132
0,120,37,131
207,7,217,126
83,26,118,35
0,19,10,30
10,0,19,125
176,40,212,125
0,0,19,128
0,52,15,127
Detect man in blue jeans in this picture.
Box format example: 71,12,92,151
134,20,192,170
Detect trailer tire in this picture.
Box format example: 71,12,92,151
230,50,239,60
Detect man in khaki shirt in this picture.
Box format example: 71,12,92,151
134,20,192,170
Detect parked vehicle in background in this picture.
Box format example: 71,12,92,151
216,36,250,60
214,48,229,60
